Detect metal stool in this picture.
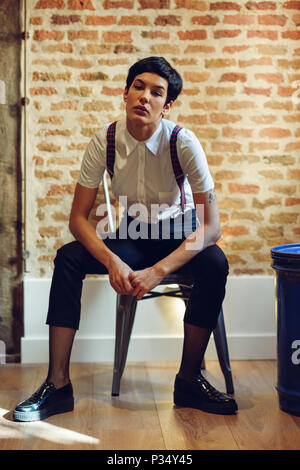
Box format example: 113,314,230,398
112,273,234,396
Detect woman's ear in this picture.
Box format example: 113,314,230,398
162,100,174,116
123,87,128,102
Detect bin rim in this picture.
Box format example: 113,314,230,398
271,243,300,259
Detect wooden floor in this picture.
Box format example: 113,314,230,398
1,360,300,450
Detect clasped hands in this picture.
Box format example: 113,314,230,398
108,257,165,300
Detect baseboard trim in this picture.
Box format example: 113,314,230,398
21,333,276,364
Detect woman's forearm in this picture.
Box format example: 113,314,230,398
153,223,221,277
69,215,118,269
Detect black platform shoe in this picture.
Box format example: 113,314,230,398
13,381,74,422
174,373,238,415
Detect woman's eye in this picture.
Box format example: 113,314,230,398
153,91,162,96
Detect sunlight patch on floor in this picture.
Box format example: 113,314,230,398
0,408,100,445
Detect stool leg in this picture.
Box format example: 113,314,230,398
112,295,137,396
213,308,234,395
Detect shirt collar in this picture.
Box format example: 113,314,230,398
124,120,163,157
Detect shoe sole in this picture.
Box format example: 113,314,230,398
13,397,74,422
174,394,238,415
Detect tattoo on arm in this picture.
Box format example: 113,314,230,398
208,189,216,204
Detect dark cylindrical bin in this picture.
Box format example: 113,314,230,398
271,244,300,416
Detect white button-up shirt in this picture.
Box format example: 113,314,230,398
78,118,214,223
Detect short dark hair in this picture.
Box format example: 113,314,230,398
125,56,183,105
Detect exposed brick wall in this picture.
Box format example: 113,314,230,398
24,0,300,277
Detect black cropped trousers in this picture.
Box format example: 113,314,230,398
46,226,229,332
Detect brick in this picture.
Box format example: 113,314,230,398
223,14,256,24
114,44,140,54
268,185,296,195
142,31,170,39
102,31,132,42
239,57,272,67
177,30,207,40
86,15,116,25
76,115,99,124
282,31,300,40
51,101,78,110
47,184,76,195
285,198,300,206
246,2,277,10
210,2,241,10
33,156,44,165
37,197,62,207
262,155,295,165
247,30,278,40
220,73,247,82
101,86,123,96
212,141,241,152
30,87,57,96
43,44,73,53
177,114,207,125
184,45,215,54
214,170,243,180
288,169,300,179
155,15,182,25
252,197,281,209
258,15,287,26
30,17,43,25
67,0,95,9
51,14,81,24
218,197,246,209
33,71,72,81
211,113,242,124
269,212,299,224
192,15,219,25
47,157,79,165
244,86,271,96
34,30,64,41
206,86,236,96
103,0,133,7
150,44,180,54
229,240,262,251
35,170,62,179
68,30,99,40
62,58,93,68
138,0,170,7
228,183,260,194
184,72,210,82
222,225,249,236
232,210,264,221
258,170,284,179
51,212,69,221
66,86,92,96
80,72,109,80
259,127,291,138
81,44,112,54
214,30,241,38
83,100,112,111
119,16,148,25
35,0,65,8
37,142,61,152
174,0,207,9
234,268,265,275
222,127,253,138
258,226,284,238
39,226,62,237
205,58,236,68
254,73,283,84
283,2,300,10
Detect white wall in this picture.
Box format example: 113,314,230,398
21,275,277,364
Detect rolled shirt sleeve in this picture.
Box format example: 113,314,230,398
176,128,214,193
77,128,107,189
